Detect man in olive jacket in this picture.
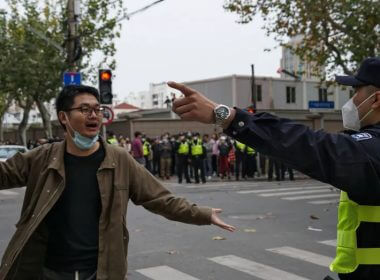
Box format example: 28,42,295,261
0,85,235,280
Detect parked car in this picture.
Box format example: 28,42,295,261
0,145,28,162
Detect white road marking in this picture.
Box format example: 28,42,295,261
309,199,339,205
209,255,310,280
282,193,340,201
266,246,333,267
237,186,329,194
259,189,331,197
136,265,200,280
318,240,336,247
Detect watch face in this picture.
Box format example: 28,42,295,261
217,106,229,119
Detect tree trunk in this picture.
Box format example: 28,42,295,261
0,115,4,142
18,98,33,146
0,99,13,142
35,99,53,139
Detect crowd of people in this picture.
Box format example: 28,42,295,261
106,130,295,183
1,130,295,183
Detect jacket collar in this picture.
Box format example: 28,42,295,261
47,137,116,177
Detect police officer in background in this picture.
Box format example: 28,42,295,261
142,136,152,172
175,134,191,184
191,132,206,184
169,57,380,280
234,140,246,181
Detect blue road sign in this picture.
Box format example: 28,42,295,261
63,72,81,86
308,101,334,109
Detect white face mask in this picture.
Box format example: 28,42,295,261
342,93,375,131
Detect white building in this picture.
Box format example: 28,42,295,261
149,82,181,109
123,90,152,109
3,101,57,128
280,35,323,81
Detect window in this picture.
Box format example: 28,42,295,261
318,88,328,102
256,85,262,102
286,87,296,103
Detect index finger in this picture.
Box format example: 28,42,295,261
167,81,197,97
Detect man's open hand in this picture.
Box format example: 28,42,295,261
211,208,236,232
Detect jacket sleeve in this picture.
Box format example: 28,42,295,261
224,108,380,199
127,153,212,225
0,150,32,190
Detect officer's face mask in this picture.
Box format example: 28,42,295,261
341,93,376,131
64,113,99,150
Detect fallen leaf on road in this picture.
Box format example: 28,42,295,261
166,250,178,255
310,215,319,220
308,226,322,232
212,236,226,240
243,228,256,233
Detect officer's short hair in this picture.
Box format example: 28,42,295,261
364,85,380,96
56,85,100,130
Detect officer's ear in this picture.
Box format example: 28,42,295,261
371,91,380,110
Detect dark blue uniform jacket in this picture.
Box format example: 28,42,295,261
225,108,380,280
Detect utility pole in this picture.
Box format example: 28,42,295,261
66,0,78,70
251,64,256,110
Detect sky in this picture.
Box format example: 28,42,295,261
0,0,283,100
114,0,282,99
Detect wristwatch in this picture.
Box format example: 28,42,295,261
213,104,231,126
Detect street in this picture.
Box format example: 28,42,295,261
0,178,339,280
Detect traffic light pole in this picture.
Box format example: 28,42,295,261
67,0,76,70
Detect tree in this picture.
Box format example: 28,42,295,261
3,0,124,142
224,0,380,77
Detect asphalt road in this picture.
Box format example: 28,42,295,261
0,178,339,280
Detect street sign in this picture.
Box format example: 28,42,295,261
308,101,334,109
101,105,114,126
63,72,81,86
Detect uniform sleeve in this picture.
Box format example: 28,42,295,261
224,108,380,199
127,153,212,225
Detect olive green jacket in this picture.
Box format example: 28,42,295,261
0,139,212,280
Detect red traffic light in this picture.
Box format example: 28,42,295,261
100,71,112,81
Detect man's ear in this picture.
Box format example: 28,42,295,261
371,91,380,109
58,111,68,126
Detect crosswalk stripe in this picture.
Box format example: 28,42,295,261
209,255,310,280
282,193,340,201
259,189,331,197
0,190,19,196
136,265,200,280
318,240,336,247
308,199,339,205
237,186,329,194
266,247,333,267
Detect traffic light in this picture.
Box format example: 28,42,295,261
245,105,255,114
99,69,113,104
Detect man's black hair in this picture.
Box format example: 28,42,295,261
55,85,100,129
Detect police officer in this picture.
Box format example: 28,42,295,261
245,145,256,178
234,140,246,180
175,134,191,184
142,136,152,172
190,132,206,184
169,57,380,280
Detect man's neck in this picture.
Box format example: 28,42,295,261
65,136,100,156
